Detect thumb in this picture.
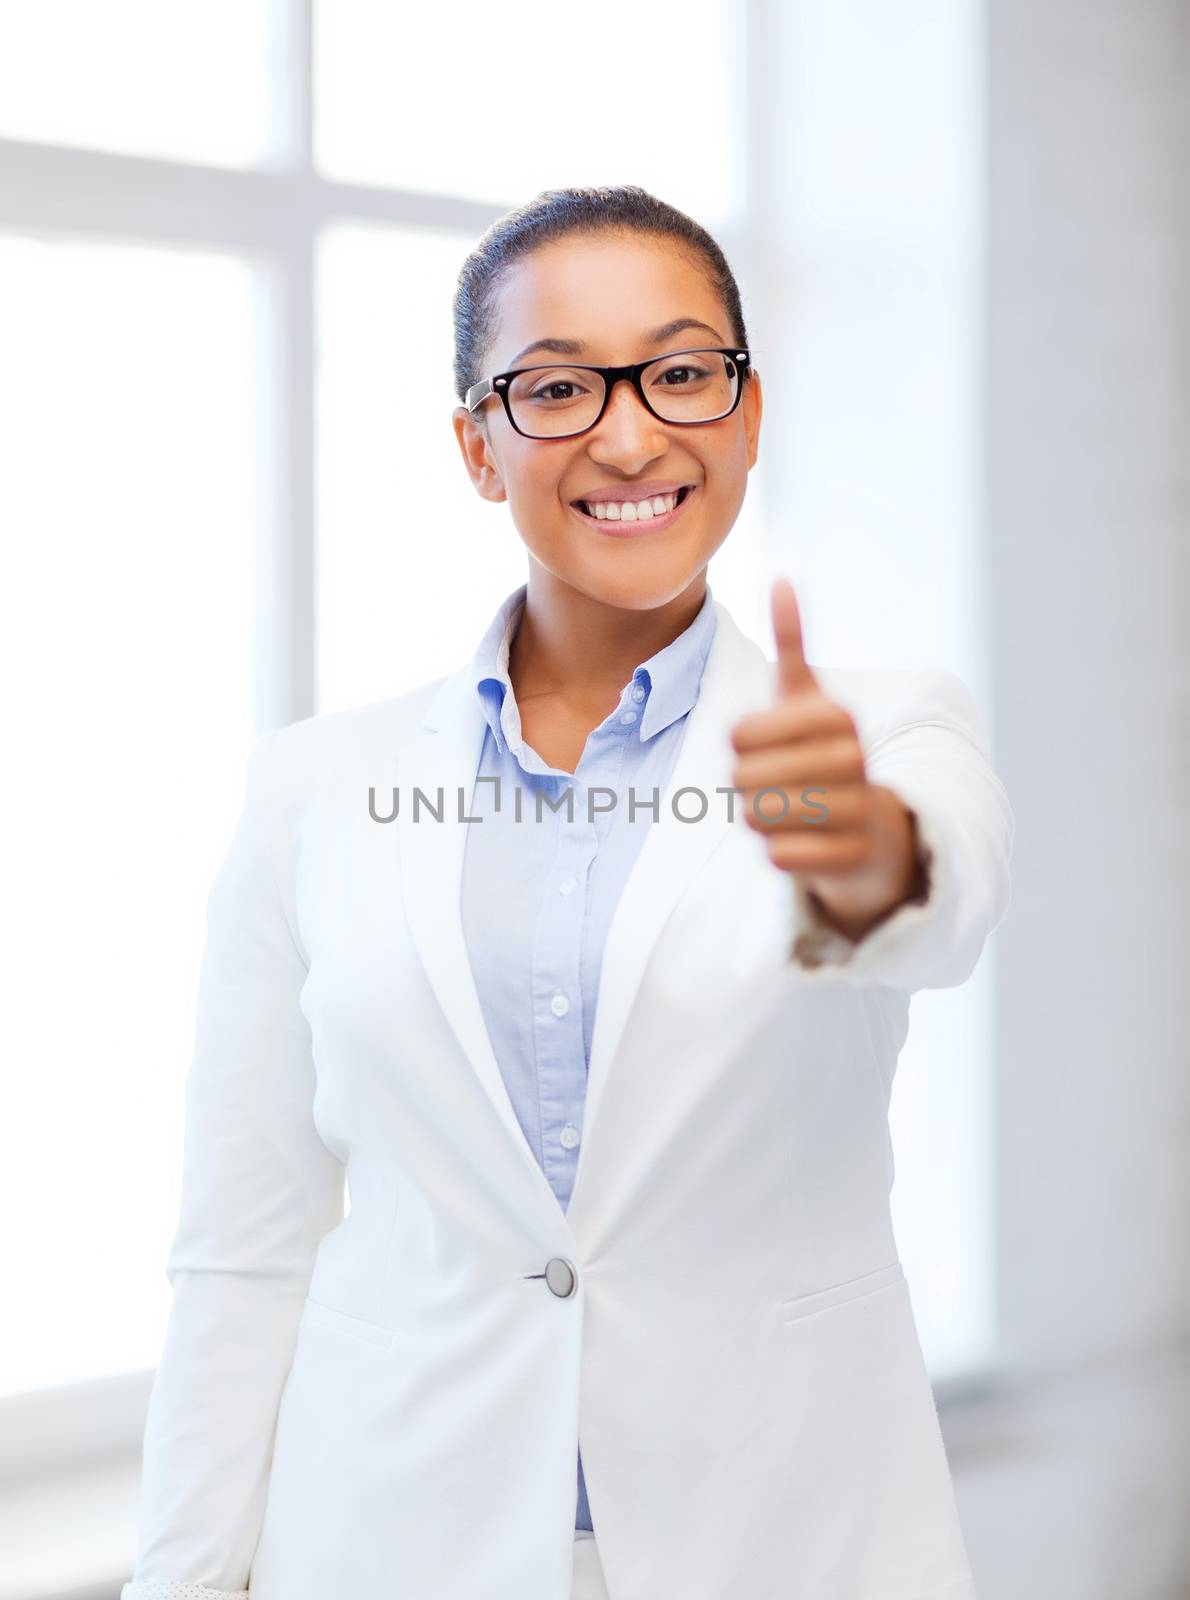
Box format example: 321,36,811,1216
772,576,815,696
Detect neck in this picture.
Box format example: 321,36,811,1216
508,561,708,713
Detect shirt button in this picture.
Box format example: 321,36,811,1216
632,684,645,702
550,993,570,1017
560,1123,580,1150
558,876,578,895
620,711,637,724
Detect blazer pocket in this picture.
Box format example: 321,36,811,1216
300,1295,396,1350
779,1260,905,1327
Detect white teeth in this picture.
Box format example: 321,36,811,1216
581,491,678,521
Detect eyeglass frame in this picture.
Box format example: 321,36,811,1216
464,346,752,440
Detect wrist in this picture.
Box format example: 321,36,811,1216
804,791,927,942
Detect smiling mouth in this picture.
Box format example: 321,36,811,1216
570,484,696,534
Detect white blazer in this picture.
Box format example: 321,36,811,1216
122,596,1013,1600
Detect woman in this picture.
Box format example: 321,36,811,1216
122,186,1013,1600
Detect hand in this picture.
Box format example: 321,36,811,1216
729,577,927,944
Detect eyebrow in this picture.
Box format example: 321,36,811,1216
508,317,727,369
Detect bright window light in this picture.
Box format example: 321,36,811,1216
314,0,741,230
0,0,276,168
315,223,529,713
764,0,991,1383
0,235,259,1394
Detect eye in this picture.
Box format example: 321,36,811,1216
516,367,595,405
530,380,584,402
653,360,713,388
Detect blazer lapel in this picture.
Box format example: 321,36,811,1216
396,600,773,1224
396,674,567,1216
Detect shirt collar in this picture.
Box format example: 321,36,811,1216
471,581,717,754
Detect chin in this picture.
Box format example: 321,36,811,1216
572,562,712,613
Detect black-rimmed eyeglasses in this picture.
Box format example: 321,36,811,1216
465,346,752,441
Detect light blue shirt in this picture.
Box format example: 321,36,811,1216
459,579,718,1533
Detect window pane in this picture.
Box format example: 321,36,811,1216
761,0,992,1382
0,0,276,168
0,236,259,1394
316,223,531,712
314,0,740,229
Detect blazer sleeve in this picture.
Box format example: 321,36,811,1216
121,729,345,1600
787,666,1014,991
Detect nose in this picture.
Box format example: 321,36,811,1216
586,375,669,466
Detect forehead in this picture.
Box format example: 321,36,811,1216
491,232,725,366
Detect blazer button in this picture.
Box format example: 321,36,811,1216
544,1257,577,1298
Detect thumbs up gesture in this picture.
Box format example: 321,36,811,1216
729,578,927,944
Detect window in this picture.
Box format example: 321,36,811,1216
747,0,993,1386
313,0,741,224
0,0,277,167
314,222,511,712
0,235,258,1393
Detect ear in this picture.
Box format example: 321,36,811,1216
742,368,763,471
452,406,508,503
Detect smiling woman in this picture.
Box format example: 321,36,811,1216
120,184,1011,1600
